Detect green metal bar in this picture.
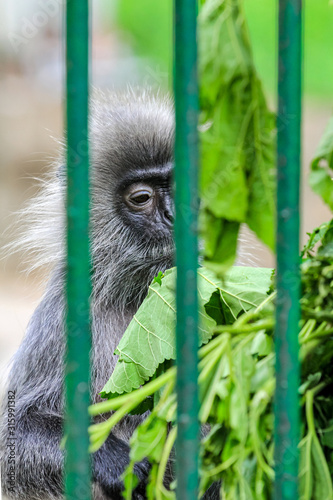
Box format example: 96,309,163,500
65,1,91,499
274,1,302,499
174,1,199,499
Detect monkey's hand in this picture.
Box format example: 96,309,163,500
93,433,150,500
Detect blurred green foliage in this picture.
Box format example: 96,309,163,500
115,0,173,87
112,0,333,99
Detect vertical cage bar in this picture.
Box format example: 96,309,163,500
174,1,199,499
65,1,91,499
274,1,302,499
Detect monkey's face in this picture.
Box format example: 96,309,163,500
111,161,175,276
91,163,175,308
90,94,175,308
119,163,174,247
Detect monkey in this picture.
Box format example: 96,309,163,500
0,89,220,500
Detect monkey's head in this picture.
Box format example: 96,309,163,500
16,90,174,312
89,90,175,310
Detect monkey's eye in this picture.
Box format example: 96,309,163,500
130,191,151,204
124,184,154,210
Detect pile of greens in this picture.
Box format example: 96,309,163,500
87,104,333,498
89,222,333,500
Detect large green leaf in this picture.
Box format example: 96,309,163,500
199,0,276,270
200,267,274,322
101,266,273,397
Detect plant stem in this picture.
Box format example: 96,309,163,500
89,367,176,416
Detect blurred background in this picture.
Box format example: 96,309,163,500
0,0,332,372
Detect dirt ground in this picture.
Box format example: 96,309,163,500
0,80,332,374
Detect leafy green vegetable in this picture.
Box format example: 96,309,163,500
199,0,276,272
309,117,333,211
89,220,333,500
101,266,272,398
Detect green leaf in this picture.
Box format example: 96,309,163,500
250,331,273,357
199,266,273,322
299,431,333,500
311,432,333,500
237,473,255,500
299,434,313,500
310,116,333,211
204,289,226,326
250,354,274,394
300,387,333,500
130,416,167,464
201,214,240,273
199,0,276,265
301,221,332,257
153,271,165,286
102,266,273,397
